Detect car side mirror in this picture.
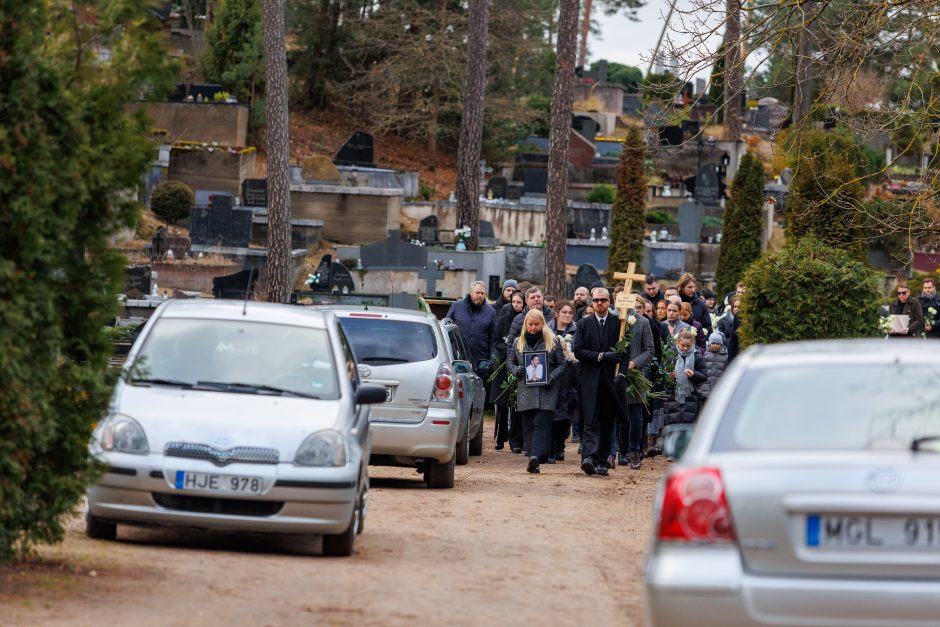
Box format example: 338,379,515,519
476,359,493,371
355,385,387,405
662,424,695,460
453,360,472,375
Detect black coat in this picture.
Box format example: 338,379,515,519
445,295,497,364
573,313,630,422
727,316,742,363
682,293,713,335
664,352,707,426
920,294,940,338
490,304,524,406
506,303,555,347
552,324,579,423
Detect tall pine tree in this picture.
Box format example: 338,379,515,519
716,151,765,296
607,125,647,275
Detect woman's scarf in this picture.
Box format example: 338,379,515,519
675,346,696,404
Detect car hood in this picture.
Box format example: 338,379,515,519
113,384,344,459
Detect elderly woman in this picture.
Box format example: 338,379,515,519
507,309,566,474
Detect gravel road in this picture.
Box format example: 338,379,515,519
1,421,666,627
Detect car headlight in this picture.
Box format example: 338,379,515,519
294,430,346,467
96,415,149,455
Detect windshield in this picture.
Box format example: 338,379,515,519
712,364,940,452
338,317,438,365
130,318,338,399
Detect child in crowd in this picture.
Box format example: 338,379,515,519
698,332,728,403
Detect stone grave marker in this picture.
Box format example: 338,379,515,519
195,190,230,208
681,120,700,137
241,178,268,207
677,199,705,243
522,169,548,195
308,254,333,291
360,230,426,268
659,126,683,146
506,185,522,200
418,215,439,244
752,106,771,129
330,262,356,293
126,265,152,297
151,227,192,258
190,193,253,247
301,155,342,183
212,269,258,299
649,247,685,279
574,263,602,289
485,176,508,199
572,115,600,140
419,265,445,297
479,220,497,247
333,131,376,168
694,164,721,206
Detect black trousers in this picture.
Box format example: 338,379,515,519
551,419,570,457
508,407,525,451
616,403,645,454
581,382,617,465
494,405,511,444
518,408,553,461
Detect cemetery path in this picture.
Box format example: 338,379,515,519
2,420,665,627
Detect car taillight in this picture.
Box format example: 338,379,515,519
433,363,454,401
658,467,735,543
457,380,463,399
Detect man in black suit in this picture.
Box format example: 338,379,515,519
573,287,626,476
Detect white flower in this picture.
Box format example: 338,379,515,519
688,327,698,336
564,334,574,344
930,307,937,315
628,315,637,326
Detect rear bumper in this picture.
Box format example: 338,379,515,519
369,406,458,463
646,545,940,627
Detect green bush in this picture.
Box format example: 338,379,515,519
715,151,764,296
740,237,881,347
607,126,647,274
646,209,676,224
151,181,195,226
586,184,617,204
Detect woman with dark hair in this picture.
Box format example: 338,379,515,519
492,289,524,450
549,300,579,461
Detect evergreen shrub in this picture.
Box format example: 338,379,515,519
151,181,195,227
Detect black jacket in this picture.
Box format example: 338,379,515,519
445,295,497,364
491,304,524,405
682,293,713,335
664,352,707,426
919,294,940,338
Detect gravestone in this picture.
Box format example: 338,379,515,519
419,265,445,297
189,193,253,247
241,178,268,207
212,269,258,299
334,131,376,168
694,164,721,206
572,116,601,140
308,254,333,291
681,120,700,137
151,227,192,258
574,263,602,289
485,176,508,199
330,262,356,293
751,106,771,129
522,169,548,195
677,200,705,243
195,190,231,208
659,126,683,146
301,155,342,183
360,230,426,268
479,220,497,247
418,215,439,244
506,185,522,200
126,265,152,296
649,247,686,280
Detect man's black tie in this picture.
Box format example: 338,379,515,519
599,318,605,329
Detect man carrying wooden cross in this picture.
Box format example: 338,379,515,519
573,277,654,474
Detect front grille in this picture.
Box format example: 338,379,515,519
164,442,279,467
152,493,283,517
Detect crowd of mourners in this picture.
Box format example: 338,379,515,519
445,273,748,476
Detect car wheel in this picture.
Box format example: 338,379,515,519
322,510,357,557
455,420,470,466
425,448,456,489
469,417,484,456
85,512,117,541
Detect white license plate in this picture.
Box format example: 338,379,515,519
174,471,263,494
807,514,940,550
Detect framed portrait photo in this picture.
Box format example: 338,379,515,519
522,351,549,386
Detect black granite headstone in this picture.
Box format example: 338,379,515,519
752,106,771,129
126,265,152,296
189,193,253,247
418,215,439,244
334,131,376,168
330,262,355,293
212,269,258,300
309,254,333,291
479,220,497,247
360,230,426,268
659,126,683,146
522,169,548,195
694,164,721,205
485,176,508,199
241,178,268,207
573,116,600,140
574,263,602,289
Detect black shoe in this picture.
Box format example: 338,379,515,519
555,452,565,461
629,451,642,470
527,456,540,474
545,457,556,464
618,455,629,466
571,435,581,443
580,459,597,476
495,442,504,451
596,465,609,476
511,447,522,454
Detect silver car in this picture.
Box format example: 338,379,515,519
646,340,940,626
86,300,386,556
331,307,485,488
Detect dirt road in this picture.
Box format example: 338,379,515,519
1,421,666,627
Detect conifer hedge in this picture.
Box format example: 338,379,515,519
607,126,647,274
715,151,764,297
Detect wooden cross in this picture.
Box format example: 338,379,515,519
612,261,646,375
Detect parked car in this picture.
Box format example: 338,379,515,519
646,340,940,626
329,307,485,488
86,300,386,556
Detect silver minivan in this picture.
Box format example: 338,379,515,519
330,307,485,489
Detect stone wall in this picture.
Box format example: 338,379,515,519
343,269,478,299
291,184,402,244
132,102,249,146
168,147,256,196
573,84,625,114
150,262,240,293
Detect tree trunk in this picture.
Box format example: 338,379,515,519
455,0,490,252
263,0,291,303
792,1,816,128
577,0,592,70
723,0,742,141
544,0,579,299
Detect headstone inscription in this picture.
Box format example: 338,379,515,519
333,131,376,168
694,164,721,205
241,178,268,207
485,176,508,199
418,215,439,244
330,262,356,293
522,169,548,195
574,263,602,289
